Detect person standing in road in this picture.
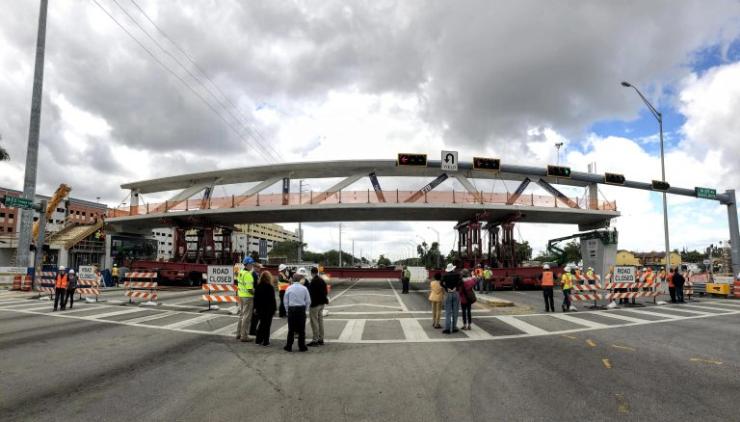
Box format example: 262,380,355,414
667,267,676,303
428,272,444,329
673,267,686,303
441,261,461,334
561,268,574,312
308,267,328,347
64,269,78,310
284,273,311,352
253,271,277,346
541,264,555,312
459,269,477,330
277,264,290,318
111,264,119,287
236,257,256,342
53,266,68,312
483,266,493,294
401,265,411,294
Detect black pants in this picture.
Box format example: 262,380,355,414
65,288,76,309
562,289,571,311
402,278,410,294
54,288,66,310
249,308,259,336
255,312,273,345
669,286,676,303
286,306,307,351
675,282,685,302
279,291,286,317
461,303,472,325
543,287,554,312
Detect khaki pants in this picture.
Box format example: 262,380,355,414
236,297,254,339
310,305,325,341
431,301,442,326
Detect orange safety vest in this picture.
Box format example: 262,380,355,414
645,272,654,285
667,273,674,288
55,274,68,289
541,271,554,287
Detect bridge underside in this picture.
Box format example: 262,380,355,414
106,203,619,234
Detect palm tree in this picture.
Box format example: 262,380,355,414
0,134,8,161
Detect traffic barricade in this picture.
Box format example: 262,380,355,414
570,281,603,309
201,283,239,310
37,271,57,299
77,278,101,302
124,272,158,304
604,282,660,305
11,274,32,291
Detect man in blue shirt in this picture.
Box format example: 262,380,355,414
283,272,311,352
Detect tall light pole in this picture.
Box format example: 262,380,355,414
555,142,564,166
338,223,342,267
621,81,671,271
297,180,309,261
427,226,440,269
16,0,49,268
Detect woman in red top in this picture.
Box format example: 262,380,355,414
458,269,477,330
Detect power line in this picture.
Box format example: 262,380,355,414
127,0,281,162
90,0,275,163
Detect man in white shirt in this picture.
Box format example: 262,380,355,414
283,272,311,352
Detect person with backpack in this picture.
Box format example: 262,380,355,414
459,269,477,330
64,269,79,310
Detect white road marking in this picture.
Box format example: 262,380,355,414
329,303,401,309
341,293,397,298
329,279,363,303
212,321,239,335
271,323,290,339
497,316,548,335
595,312,650,324
387,280,409,312
338,319,366,342
649,307,713,315
400,318,429,340
0,299,36,306
702,300,740,308
125,311,178,324
87,308,145,319
462,325,494,339
620,309,682,319
50,305,113,314
550,313,609,329
679,304,737,313
161,314,220,330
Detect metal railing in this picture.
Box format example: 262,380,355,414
107,190,617,218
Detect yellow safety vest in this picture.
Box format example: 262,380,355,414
237,270,254,298
561,273,574,290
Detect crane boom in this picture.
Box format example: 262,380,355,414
32,183,71,240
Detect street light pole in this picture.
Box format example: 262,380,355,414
622,81,671,271
16,0,49,268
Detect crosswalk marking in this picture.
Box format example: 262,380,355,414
496,316,548,335
679,304,737,313
338,319,365,341
650,307,712,316
87,308,144,319
125,311,178,324
56,305,113,314
161,314,220,330
462,325,494,340
550,313,608,329
595,312,650,324
702,301,740,308
212,321,239,335
620,309,681,319
399,318,428,340
271,323,291,339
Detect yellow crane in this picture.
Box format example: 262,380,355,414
32,183,71,240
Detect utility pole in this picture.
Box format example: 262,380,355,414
298,180,303,261
338,223,342,268
352,239,355,267
16,0,49,268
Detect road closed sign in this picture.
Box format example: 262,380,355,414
613,266,636,283
207,265,233,284
78,266,96,281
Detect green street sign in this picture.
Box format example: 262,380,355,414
3,195,34,209
695,187,717,199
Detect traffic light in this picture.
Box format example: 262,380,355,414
604,172,626,185
397,153,427,167
473,157,501,171
651,180,670,191
547,165,571,178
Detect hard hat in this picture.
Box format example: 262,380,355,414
587,267,593,271
278,264,287,271
243,256,255,265
297,267,308,276
445,263,456,272
69,269,75,274
113,264,117,267
59,266,66,271
543,264,550,270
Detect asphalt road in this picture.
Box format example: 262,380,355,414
0,284,738,421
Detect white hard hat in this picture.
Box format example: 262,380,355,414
69,269,75,274
543,264,550,270
59,266,66,271
445,263,456,272
278,264,287,271
297,267,308,276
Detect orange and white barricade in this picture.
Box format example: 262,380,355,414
605,282,660,304
77,278,101,302
37,271,57,299
124,272,158,304
201,283,239,310
570,281,603,308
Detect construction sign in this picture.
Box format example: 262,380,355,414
613,266,636,283
78,266,97,281
207,265,233,284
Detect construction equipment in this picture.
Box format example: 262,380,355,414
547,229,618,266
32,183,71,240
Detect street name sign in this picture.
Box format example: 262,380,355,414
441,150,458,171
3,196,34,209
613,266,636,283
207,265,233,284
695,187,717,199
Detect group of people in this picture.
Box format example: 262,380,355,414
540,264,577,312
235,257,329,352
428,260,477,333
52,266,79,311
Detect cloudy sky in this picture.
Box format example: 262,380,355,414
1,0,740,260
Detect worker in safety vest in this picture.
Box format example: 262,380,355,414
585,267,595,285
667,267,676,303
541,264,555,312
277,263,290,318
236,257,256,342
474,265,483,291
53,266,68,311
561,268,575,312
483,266,493,294
111,264,119,287
401,266,411,294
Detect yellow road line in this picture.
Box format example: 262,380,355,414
690,358,723,365
586,339,597,347
602,358,612,369
615,393,630,414
612,344,635,352
562,335,577,340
